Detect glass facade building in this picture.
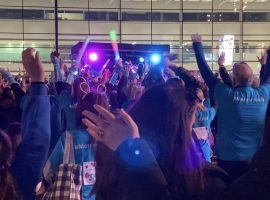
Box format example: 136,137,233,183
0,0,270,74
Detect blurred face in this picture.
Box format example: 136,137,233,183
196,88,205,110
188,105,197,133
196,88,205,105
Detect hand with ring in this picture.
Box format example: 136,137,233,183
82,105,139,151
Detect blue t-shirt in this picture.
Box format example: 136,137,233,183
49,91,76,153
49,129,95,200
193,107,216,129
58,91,76,130
193,106,216,162
214,82,270,161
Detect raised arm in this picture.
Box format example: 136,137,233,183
51,51,64,82
66,64,77,84
257,50,267,85
261,48,270,85
218,52,233,87
11,48,50,199
192,34,219,92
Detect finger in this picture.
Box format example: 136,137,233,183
35,51,41,63
118,108,137,129
257,56,260,61
82,118,102,141
94,104,115,122
22,48,35,62
82,110,103,126
24,48,35,54
23,48,35,57
81,118,99,134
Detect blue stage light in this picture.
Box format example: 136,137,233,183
150,54,161,64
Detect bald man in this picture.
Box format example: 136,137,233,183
192,34,270,181
233,63,254,86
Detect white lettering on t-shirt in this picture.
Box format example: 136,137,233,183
199,116,209,121
74,143,92,150
233,95,265,103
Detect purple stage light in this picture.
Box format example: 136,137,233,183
89,52,98,62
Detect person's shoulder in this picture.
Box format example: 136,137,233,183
214,82,232,100
215,82,231,90
254,84,270,100
257,84,270,93
207,107,216,116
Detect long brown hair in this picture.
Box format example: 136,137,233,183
93,82,204,199
129,82,204,194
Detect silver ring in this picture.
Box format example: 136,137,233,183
98,128,105,136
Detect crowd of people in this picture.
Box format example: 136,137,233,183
0,34,270,200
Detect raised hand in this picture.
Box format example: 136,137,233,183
22,48,45,82
50,51,60,64
82,105,139,151
126,82,144,101
191,34,202,43
257,50,267,65
0,67,5,75
218,52,225,66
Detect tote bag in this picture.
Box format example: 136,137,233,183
37,131,82,200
